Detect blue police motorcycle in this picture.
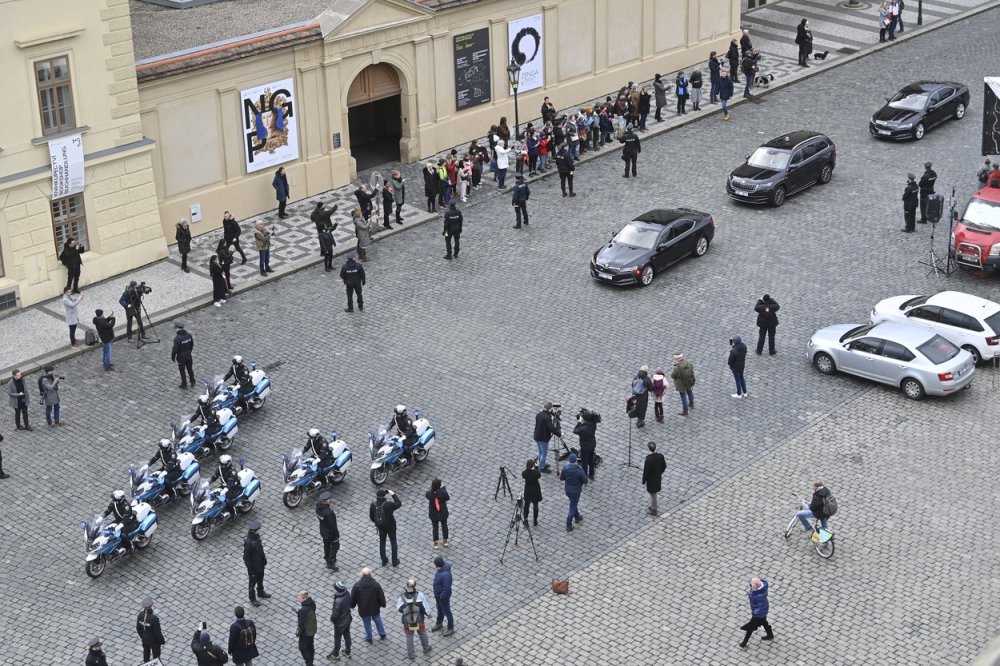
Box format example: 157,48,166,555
281,435,353,508
82,501,158,578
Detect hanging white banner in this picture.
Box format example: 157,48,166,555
508,14,544,95
49,133,84,200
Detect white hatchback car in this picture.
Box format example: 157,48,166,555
870,291,1000,364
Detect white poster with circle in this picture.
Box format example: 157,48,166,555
508,15,544,95
240,77,299,174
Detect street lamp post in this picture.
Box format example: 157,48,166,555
506,58,521,140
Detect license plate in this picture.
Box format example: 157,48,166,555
597,271,612,280
878,129,891,135
958,254,977,262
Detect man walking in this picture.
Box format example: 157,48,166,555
443,202,463,260
739,577,774,647
243,520,270,607
223,210,249,264
396,578,432,659
273,166,290,218
620,125,641,178
671,353,696,416
918,161,937,223
328,580,353,660
431,556,455,636
59,237,84,291
228,606,259,666
728,335,748,398
93,309,116,371
630,365,653,428
171,322,195,389
351,567,388,643
254,220,275,274
41,366,62,426
754,294,780,356
316,491,340,571
558,453,588,531
511,175,530,229
641,441,666,516
7,369,31,431
901,172,919,232
135,596,165,663
370,488,402,567
296,591,318,666
340,253,366,313
533,402,561,473
555,145,576,197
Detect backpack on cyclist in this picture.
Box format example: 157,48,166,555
822,490,838,517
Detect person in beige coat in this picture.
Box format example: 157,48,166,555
353,206,372,262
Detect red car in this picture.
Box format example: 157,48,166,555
951,183,1000,269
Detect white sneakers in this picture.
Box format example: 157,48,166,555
731,393,748,399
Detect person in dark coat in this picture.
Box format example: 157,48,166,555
228,605,259,666
353,185,375,222
381,182,395,230
728,335,748,398
708,52,721,103
171,321,195,388
242,520,269,607
370,488,402,566
573,411,598,480
727,40,740,82
443,203,463,260
521,458,542,525
192,630,228,665
59,238,83,291
754,295,780,355
740,28,753,57
642,441,666,516
0,431,8,479
739,577,774,647
620,126,641,178
426,479,450,549
93,309,116,371
431,556,454,635
351,567,388,641
689,70,703,111
511,175,530,229
223,210,248,263
136,596,166,662
423,163,438,212
340,253,365,313
918,161,937,223
7,369,31,431
86,638,108,666
797,480,832,530
902,172,919,232
630,365,653,427
719,70,734,121
316,491,340,570
533,402,561,473
328,580,353,659
318,222,336,272
555,146,575,197
558,453,588,532
653,73,668,121
296,591,318,666
795,19,813,67
209,255,227,308
175,219,192,273
272,167,290,218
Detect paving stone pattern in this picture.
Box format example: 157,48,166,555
1,7,1000,665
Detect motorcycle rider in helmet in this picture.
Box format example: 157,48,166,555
303,428,335,486
209,455,241,520
224,354,254,414
104,490,138,555
189,394,222,443
148,439,183,501
391,404,418,450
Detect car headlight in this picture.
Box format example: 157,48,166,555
990,243,1000,257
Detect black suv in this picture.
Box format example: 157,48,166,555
727,131,837,207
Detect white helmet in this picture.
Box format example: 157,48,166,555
112,490,126,500
308,428,320,438
198,395,209,405
159,439,171,450
219,455,232,465
233,354,243,364
394,405,407,415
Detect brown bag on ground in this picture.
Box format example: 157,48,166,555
551,578,569,595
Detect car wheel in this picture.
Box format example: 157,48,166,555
961,344,983,365
639,264,654,287
953,102,966,120
901,377,925,400
692,236,710,257
912,123,925,140
818,163,833,185
813,352,836,375
770,185,786,207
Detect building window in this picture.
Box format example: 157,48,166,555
35,56,75,135
51,195,88,252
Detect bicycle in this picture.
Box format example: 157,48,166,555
783,497,835,559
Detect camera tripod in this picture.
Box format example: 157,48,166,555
499,496,538,563
495,466,513,501
135,297,161,349
620,413,641,479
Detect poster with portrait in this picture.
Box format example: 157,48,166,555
454,28,491,111
508,15,544,95
241,77,299,174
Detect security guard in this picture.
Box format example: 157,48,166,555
918,161,937,223
149,439,183,500
901,173,919,233
135,596,166,662
86,638,109,666
442,203,463,260
340,253,366,313
620,125,641,178
316,491,340,570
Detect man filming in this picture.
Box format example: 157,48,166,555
119,281,147,341
573,409,600,481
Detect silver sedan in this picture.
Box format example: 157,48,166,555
806,321,975,400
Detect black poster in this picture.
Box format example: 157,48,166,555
454,28,491,111
983,78,1000,156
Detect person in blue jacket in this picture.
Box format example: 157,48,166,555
558,453,589,532
431,556,454,636
739,577,774,647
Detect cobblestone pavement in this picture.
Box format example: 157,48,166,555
2,7,1000,666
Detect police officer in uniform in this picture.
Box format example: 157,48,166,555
918,161,937,223
224,354,254,413
171,322,195,388
340,253,366,313
620,125,641,178
242,520,270,607
189,394,221,435
442,203,463,260
304,428,335,484
555,145,576,197
105,489,137,555
392,405,418,449
511,175,530,229
211,455,242,519
149,438,183,500
136,596,166,662
86,638,109,666
901,173,919,233
316,490,340,570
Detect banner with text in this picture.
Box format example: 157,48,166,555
454,28,491,111
49,134,84,200
241,77,299,174
984,77,1000,156
508,15,544,95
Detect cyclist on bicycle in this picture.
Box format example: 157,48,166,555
796,480,831,531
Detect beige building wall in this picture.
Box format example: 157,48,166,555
0,0,165,309
139,0,740,241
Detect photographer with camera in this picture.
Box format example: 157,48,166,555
119,281,148,342
573,409,601,481
533,402,562,474
41,366,63,426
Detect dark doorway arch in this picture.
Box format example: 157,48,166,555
347,64,402,170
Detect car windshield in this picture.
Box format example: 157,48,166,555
916,334,960,364
747,147,790,171
614,223,658,249
962,198,1000,231
888,90,929,111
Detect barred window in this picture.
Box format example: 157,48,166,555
51,195,88,252
35,56,76,135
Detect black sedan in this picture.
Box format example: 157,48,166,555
869,81,970,141
590,208,714,287
727,131,836,207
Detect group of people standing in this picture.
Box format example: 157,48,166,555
878,0,906,42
